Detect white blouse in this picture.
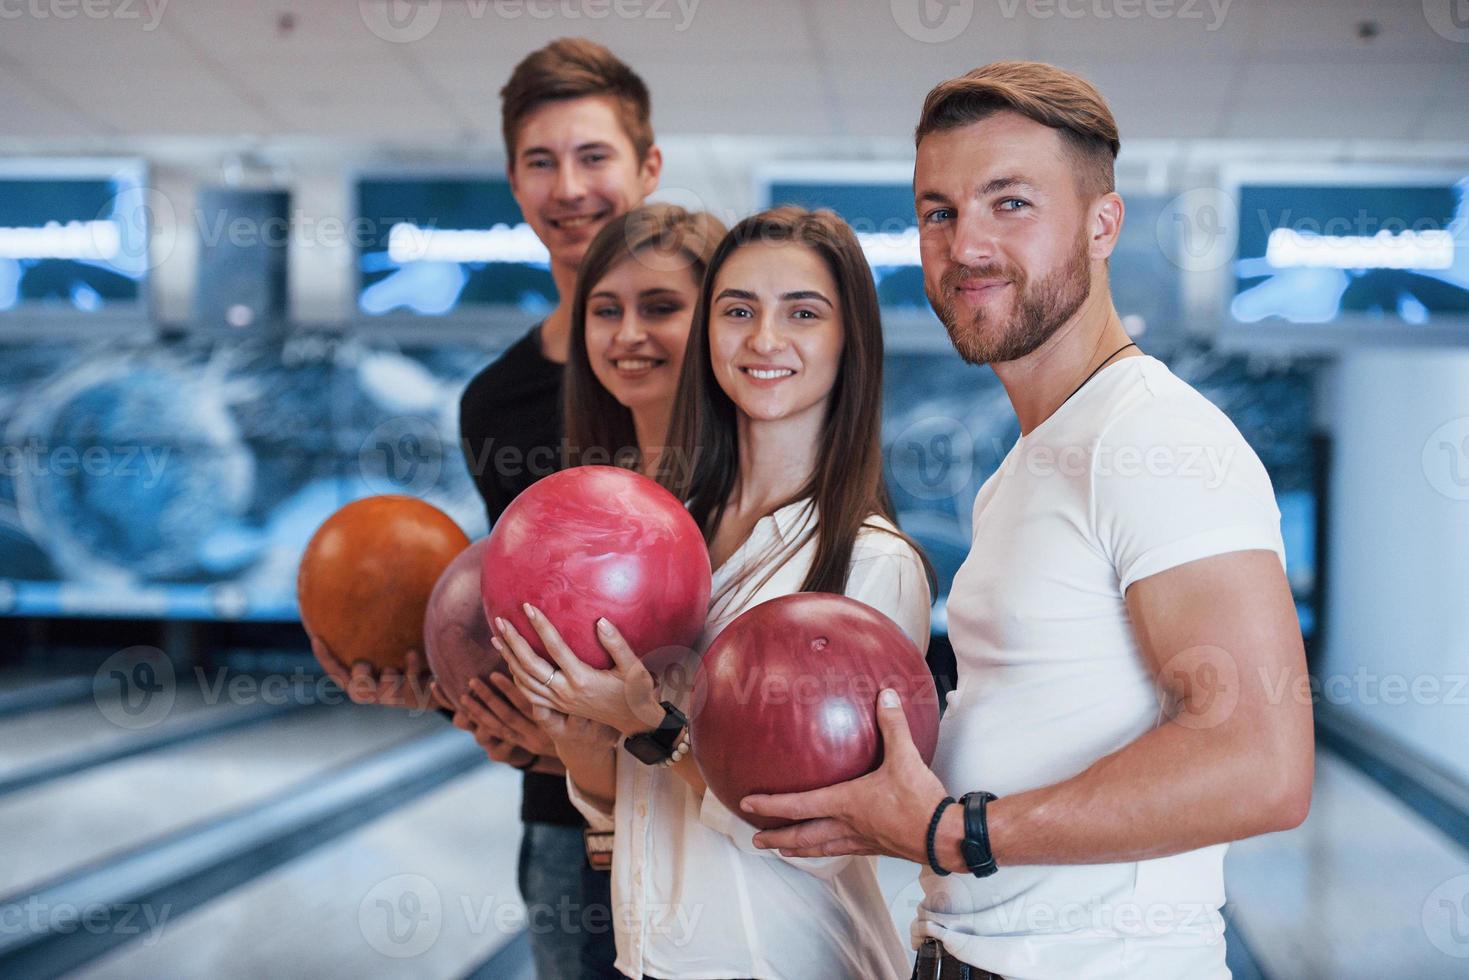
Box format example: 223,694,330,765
568,499,933,980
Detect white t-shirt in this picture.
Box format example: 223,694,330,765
570,499,932,980
914,356,1285,980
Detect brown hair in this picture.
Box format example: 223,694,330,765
500,37,654,165
915,61,1120,198
564,204,728,472
658,206,934,606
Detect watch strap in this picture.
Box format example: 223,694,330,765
622,701,688,765
959,791,999,877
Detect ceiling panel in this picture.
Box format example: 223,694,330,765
1039,57,1239,139
379,0,814,57
0,0,1462,146
1027,1,1257,62
1412,97,1469,142
638,57,832,135
34,62,278,135
0,63,105,138
0,8,195,70
1226,60,1459,111
807,1,1031,58
160,0,395,57
1248,0,1459,57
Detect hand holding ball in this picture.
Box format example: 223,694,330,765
690,592,940,831
297,495,468,674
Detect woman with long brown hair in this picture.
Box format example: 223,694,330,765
561,203,727,476
496,206,934,979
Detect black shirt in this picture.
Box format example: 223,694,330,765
459,324,583,828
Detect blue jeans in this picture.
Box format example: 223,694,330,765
517,822,620,979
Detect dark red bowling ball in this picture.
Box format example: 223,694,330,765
480,466,712,670
298,495,469,672
424,538,502,709
690,592,940,830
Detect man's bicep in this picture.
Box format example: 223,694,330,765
1125,549,1304,711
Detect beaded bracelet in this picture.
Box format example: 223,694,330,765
926,796,957,876
659,729,692,767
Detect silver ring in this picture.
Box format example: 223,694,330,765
545,668,560,688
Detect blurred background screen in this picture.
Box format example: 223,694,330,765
0,162,149,314
356,177,554,316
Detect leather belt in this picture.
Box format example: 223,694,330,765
912,938,1005,980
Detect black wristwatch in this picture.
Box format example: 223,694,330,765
622,701,688,765
959,791,1000,877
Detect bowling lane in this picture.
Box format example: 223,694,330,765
1224,748,1469,979
0,671,93,715
0,703,444,899
0,684,279,781
69,763,528,980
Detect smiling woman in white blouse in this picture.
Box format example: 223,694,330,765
494,206,935,980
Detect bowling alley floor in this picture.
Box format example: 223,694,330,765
1,656,1466,980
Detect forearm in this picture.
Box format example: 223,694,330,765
936,712,1312,869
559,741,618,814
665,752,707,796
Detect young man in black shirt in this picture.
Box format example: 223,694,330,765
323,38,661,979
456,39,660,979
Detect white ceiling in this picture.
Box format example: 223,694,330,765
0,0,1465,152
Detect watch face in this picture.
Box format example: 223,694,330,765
624,734,672,765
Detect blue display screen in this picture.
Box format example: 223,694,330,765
0,171,148,313
356,177,556,316
1233,180,1469,325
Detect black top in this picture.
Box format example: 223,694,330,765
459,324,583,828
460,325,565,524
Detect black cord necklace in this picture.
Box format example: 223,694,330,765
1060,341,1137,408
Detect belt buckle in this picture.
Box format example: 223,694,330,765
914,938,942,980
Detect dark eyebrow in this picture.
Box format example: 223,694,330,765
713,288,833,308
589,286,681,303
781,290,832,307
520,140,614,160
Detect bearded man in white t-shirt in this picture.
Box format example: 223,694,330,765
742,61,1315,980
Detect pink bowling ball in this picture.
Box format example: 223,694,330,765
480,466,712,670
425,538,501,709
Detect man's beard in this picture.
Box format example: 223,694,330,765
928,235,1092,366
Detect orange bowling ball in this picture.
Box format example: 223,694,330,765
297,495,469,672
